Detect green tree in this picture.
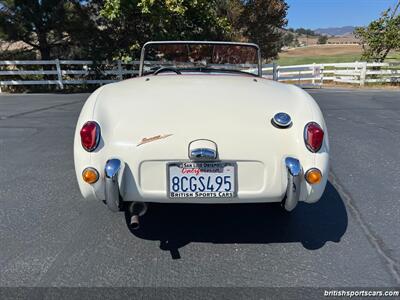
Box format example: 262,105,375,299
0,0,93,59
295,28,317,36
100,0,232,60
317,35,328,44
294,37,300,47
355,1,400,62
0,25,4,39
0,0,290,61
282,32,294,46
238,0,288,60
215,0,243,39
101,0,289,61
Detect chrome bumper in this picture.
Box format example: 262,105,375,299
104,157,302,211
105,159,123,212
283,157,302,211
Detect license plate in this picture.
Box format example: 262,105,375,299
168,162,236,198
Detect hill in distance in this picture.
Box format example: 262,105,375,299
314,26,356,36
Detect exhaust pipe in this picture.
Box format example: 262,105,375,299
130,215,140,230
129,202,148,230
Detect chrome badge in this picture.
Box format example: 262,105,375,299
137,134,173,146
272,112,292,128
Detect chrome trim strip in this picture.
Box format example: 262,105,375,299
283,157,302,212
105,159,122,212
189,148,217,160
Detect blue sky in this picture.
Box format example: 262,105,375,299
286,0,398,29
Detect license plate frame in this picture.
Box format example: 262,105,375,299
167,161,237,198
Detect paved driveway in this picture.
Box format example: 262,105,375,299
0,89,399,287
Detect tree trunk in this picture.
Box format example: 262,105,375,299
37,31,51,60
39,47,51,60
380,48,392,62
36,31,53,87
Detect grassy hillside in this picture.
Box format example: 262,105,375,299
276,44,362,65
386,52,400,61
277,53,362,66
276,44,400,66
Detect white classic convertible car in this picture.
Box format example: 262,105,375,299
74,41,329,229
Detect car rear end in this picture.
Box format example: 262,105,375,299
74,76,329,217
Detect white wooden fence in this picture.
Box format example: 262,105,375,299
262,61,400,86
0,59,399,91
0,59,139,91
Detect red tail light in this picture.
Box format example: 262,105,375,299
304,122,324,152
80,121,100,152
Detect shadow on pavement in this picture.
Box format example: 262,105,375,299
126,181,347,259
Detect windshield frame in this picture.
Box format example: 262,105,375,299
138,41,262,77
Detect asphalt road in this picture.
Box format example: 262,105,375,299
0,88,399,288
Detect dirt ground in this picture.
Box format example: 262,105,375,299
280,44,363,58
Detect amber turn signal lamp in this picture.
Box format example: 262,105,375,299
82,167,99,184
305,168,322,184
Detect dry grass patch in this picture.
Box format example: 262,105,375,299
280,44,362,58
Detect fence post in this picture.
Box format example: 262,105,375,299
117,60,123,81
298,69,301,85
272,62,278,81
320,64,324,85
55,59,64,90
312,63,316,85
360,62,367,86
